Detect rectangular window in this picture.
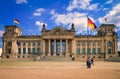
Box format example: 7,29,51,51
28,48,31,54
76,41,80,46
98,41,100,46
82,42,84,46
108,48,111,54
23,48,26,54
33,42,35,46
92,42,95,46
37,42,41,46
87,42,90,46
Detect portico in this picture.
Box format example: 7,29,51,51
43,39,71,56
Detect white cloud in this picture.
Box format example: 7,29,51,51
88,3,99,11
98,3,120,27
35,21,47,30
50,9,56,15
51,11,91,32
67,0,91,11
0,30,4,37
33,8,45,16
16,0,27,4
105,0,113,4
66,0,99,11
103,8,109,11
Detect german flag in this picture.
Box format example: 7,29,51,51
14,19,20,24
88,17,97,31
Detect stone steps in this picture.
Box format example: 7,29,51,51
40,55,72,61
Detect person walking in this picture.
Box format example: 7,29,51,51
86,57,91,68
91,57,94,65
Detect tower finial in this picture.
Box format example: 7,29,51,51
42,23,46,32
104,17,107,24
71,23,75,31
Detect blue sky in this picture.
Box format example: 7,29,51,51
0,0,120,50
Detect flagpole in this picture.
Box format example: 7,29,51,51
87,16,88,57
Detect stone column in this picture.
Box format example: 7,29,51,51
95,41,97,54
113,40,115,54
2,40,6,58
101,39,105,54
25,42,28,55
106,41,107,54
2,40,5,54
91,41,92,54
66,39,68,55
72,39,76,56
115,40,117,54
85,41,87,54
42,39,45,55
54,39,56,55
48,39,51,55
30,42,32,54
21,42,23,54
11,40,14,55
60,39,62,55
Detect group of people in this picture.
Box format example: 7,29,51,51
86,57,94,68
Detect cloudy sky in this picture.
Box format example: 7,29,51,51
0,0,120,50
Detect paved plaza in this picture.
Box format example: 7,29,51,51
0,61,120,79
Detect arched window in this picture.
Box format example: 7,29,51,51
37,48,40,55
8,41,12,46
18,48,21,54
76,48,80,55
87,48,90,54
28,48,31,54
92,48,95,54
82,48,85,54
97,48,100,54
23,48,26,54
33,48,36,54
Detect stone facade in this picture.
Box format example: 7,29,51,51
1,24,118,60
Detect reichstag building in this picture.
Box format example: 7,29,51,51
1,23,118,60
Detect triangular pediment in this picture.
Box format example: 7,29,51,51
48,26,67,35
42,26,75,36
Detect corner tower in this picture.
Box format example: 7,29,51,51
2,25,22,59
